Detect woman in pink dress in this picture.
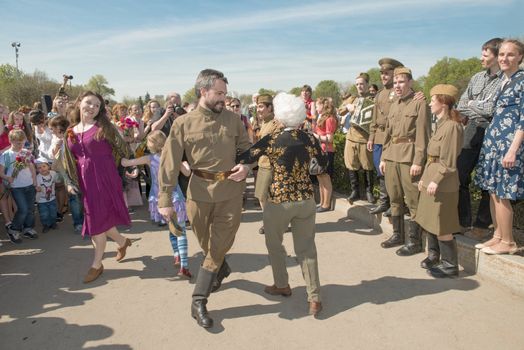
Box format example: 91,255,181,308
62,91,133,283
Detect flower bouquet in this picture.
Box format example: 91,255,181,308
118,117,139,139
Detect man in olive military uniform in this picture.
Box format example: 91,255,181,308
379,67,431,256
255,94,281,235
158,69,251,328
367,58,404,215
342,73,375,204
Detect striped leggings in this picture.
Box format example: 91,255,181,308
169,229,188,268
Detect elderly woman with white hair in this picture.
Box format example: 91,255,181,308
237,92,327,317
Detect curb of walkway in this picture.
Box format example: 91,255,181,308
329,192,524,297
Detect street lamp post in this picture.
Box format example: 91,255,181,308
11,42,21,71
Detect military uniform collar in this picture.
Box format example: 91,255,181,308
197,105,220,119
262,112,274,123
398,91,414,103
435,115,450,129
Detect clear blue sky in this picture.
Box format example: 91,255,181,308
1,0,522,100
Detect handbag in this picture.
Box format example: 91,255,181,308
309,154,327,176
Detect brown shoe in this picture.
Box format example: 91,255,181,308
465,227,491,241
264,284,292,296
309,301,322,316
116,238,132,262
83,265,104,283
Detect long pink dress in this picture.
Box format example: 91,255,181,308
68,125,130,236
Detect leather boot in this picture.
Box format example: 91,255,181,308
381,216,404,248
191,267,216,328
369,177,389,214
396,220,423,256
420,232,440,269
347,170,360,204
429,239,459,278
363,170,375,204
211,259,231,293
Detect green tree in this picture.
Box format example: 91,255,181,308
182,88,197,104
419,57,482,98
137,96,144,109
313,80,341,106
258,88,277,96
365,68,381,87
144,92,151,103
289,86,302,96
85,74,115,98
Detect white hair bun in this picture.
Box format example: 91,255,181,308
273,92,306,128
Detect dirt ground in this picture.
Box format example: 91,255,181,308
1,187,523,350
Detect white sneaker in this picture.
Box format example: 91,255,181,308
22,228,38,239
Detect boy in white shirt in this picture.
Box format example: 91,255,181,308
35,157,58,233
0,130,38,243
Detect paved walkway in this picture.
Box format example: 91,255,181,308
1,185,523,349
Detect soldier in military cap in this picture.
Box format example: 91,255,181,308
255,94,282,234
367,58,403,215
342,73,375,204
415,84,463,278
379,67,431,256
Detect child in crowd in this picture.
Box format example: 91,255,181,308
35,157,58,232
0,105,15,235
0,129,38,243
121,130,192,278
6,111,33,151
49,116,84,233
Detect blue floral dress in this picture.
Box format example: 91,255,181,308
475,69,524,200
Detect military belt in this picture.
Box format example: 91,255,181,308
427,155,439,163
192,169,233,181
392,136,415,144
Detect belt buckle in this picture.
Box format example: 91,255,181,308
215,172,226,181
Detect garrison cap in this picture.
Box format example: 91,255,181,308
378,57,404,71
394,67,413,79
430,84,459,100
257,94,273,104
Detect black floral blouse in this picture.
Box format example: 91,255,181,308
237,128,327,203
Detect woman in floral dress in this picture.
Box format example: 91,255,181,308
475,39,524,255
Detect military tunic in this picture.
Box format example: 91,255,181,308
158,105,251,271
381,92,431,217
415,117,463,235
369,86,396,145
343,95,374,170
255,114,281,201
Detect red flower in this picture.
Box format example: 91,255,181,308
67,128,76,144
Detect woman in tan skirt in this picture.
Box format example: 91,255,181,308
415,84,463,278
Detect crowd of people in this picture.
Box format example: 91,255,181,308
0,37,522,327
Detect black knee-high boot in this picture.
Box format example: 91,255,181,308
420,232,440,269
191,267,216,328
428,239,459,278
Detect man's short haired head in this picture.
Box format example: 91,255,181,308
482,38,503,56
166,92,181,105
393,67,413,97
194,69,228,99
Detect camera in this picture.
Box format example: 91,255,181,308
63,74,73,80
170,104,186,116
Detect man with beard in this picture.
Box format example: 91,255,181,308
158,69,251,328
368,58,404,216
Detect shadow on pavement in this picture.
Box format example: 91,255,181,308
0,317,131,349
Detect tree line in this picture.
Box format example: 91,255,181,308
0,56,486,110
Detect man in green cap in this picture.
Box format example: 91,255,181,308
343,72,375,204
379,67,431,256
368,58,404,216
255,94,281,234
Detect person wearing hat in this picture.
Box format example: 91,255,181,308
255,94,282,234
379,67,431,256
367,58,403,216
414,84,463,278
343,72,375,204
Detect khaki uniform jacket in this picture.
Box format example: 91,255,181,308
158,106,251,206
419,117,464,192
258,114,281,169
369,86,396,145
381,92,431,166
345,94,374,143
